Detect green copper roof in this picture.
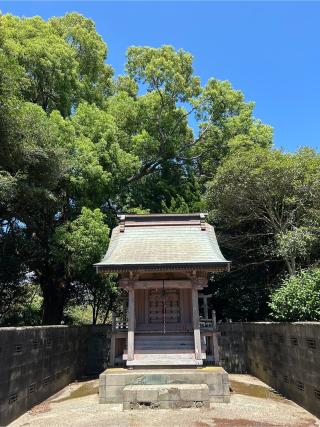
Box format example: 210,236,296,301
94,213,230,272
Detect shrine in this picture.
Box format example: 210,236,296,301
95,213,230,368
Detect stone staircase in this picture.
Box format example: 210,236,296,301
123,333,206,366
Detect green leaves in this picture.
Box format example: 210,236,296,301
275,227,317,262
195,79,273,177
206,147,320,231
269,268,320,321
206,145,320,284
51,207,109,276
0,13,113,116
127,45,200,102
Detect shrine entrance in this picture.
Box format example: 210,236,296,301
134,286,193,334
148,288,181,332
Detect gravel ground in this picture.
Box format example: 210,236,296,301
10,374,320,427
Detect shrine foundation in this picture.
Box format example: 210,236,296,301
99,367,230,408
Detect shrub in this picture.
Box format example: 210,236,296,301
269,268,320,321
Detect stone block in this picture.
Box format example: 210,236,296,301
179,384,209,401
122,384,210,410
99,368,230,406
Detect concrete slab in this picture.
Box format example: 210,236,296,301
99,367,230,405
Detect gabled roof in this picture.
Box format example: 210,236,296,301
94,213,230,273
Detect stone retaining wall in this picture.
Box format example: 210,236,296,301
1,322,319,424
0,325,112,426
218,322,320,418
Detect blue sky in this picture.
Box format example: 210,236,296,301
1,1,319,152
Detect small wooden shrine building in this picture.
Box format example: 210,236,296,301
95,213,230,367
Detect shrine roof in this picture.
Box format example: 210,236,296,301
94,213,230,273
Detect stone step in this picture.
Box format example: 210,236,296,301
135,335,194,343
123,349,206,358
135,344,194,349
126,357,204,366
123,383,210,410
126,348,196,354
134,352,198,359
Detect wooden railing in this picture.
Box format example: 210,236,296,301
200,310,217,331
112,312,128,332
112,310,218,332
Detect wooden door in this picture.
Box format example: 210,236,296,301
148,289,181,327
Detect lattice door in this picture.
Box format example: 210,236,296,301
148,289,180,324
164,289,180,323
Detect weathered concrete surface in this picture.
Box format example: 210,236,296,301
218,322,320,418
123,383,210,409
99,367,230,404
10,375,320,427
2,322,320,424
0,325,112,426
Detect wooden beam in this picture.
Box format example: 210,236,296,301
125,279,192,289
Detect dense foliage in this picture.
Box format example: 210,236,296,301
0,12,319,325
269,269,320,321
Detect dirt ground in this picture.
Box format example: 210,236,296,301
10,374,320,427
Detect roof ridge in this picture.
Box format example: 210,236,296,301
118,213,207,232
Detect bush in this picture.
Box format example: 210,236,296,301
269,268,320,321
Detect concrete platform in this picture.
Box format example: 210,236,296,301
10,375,320,427
123,383,210,409
99,367,230,406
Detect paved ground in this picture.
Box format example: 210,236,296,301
10,374,320,427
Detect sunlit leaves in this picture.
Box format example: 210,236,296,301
269,268,320,321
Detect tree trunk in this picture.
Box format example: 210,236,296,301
285,257,296,276
41,277,68,325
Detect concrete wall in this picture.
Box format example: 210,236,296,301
218,323,246,373
244,322,320,419
0,325,112,426
1,322,319,424
219,322,320,419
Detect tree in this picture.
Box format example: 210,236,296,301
194,79,273,180
47,208,110,323
70,274,118,325
0,12,281,324
0,13,113,116
275,227,318,276
269,268,320,321
205,146,320,320
206,146,320,274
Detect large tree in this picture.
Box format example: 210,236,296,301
205,146,320,320
0,13,276,324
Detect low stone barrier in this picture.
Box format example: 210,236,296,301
218,322,320,418
0,325,112,426
1,322,319,424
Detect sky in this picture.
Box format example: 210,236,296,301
1,1,319,152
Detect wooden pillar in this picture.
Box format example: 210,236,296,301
203,296,209,319
212,309,217,330
110,312,116,367
192,286,202,360
212,332,220,365
127,287,135,361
